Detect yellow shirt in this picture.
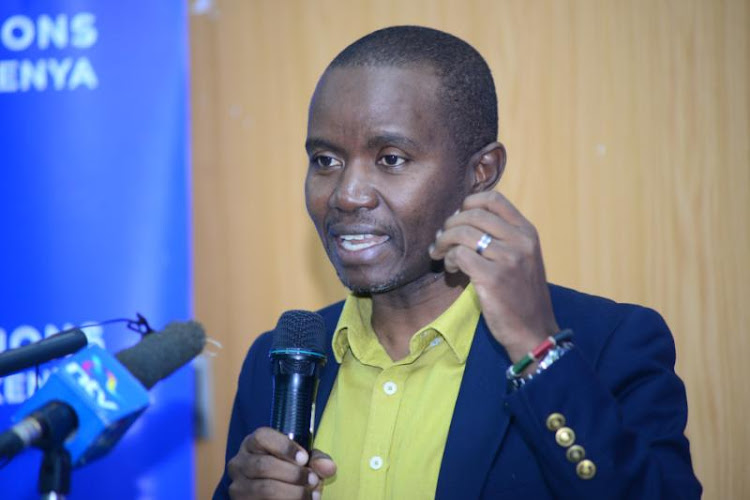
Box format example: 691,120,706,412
314,285,481,500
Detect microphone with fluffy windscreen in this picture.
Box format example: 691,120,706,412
269,311,327,452
0,321,206,466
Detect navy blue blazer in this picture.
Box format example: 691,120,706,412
215,284,701,499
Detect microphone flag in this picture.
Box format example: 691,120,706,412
13,345,150,466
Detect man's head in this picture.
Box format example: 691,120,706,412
305,26,505,295
328,26,499,166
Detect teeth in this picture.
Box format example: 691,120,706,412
341,234,372,241
338,234,388,251
342,240,376,251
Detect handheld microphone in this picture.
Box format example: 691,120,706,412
0,321,206,466
0,328,88,377
269,311,327,452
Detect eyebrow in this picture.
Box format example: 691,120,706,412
304,138,342,155
366,133,421,153
305,133,423,156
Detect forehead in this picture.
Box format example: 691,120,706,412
307,65,446,145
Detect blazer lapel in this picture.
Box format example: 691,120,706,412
313,302,344,432
436,316,512,499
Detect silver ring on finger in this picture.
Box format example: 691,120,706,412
475,233,493,256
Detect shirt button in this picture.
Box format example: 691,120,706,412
383,381,398,395
369,456,383,470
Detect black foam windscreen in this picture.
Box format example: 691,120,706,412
271,311,326,355
115,321,206,389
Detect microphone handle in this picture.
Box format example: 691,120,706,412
0,329,88,377
270,355,324,451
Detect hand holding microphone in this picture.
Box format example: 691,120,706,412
228,428,336,500
226,311,336,500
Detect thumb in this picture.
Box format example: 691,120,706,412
309,449,337,479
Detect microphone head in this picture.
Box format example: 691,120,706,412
115,320,206,389
271,310,326,356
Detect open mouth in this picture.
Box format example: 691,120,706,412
338,234,390,252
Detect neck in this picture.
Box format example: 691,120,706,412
369,271,468,361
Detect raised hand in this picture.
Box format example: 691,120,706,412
429,190,559,366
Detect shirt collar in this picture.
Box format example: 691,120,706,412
331,284,480,365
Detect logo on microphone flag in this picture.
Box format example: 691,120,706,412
14,345,150,465
82,355,119,396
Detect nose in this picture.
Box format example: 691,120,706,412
330,161,378,212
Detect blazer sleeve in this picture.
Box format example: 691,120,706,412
503,306,702,499
213,332,274,500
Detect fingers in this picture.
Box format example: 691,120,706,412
445,207,519,239
230,452,311,484
228,478,313,500
429,191,540,278
430,212,511,260
430,207,518,263
310,449,337,479
442,242,492,275
244,427,308,465
436,192,534,249
461,190,529,228
227,428,325,499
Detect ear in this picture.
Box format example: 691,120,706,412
468,142,506,193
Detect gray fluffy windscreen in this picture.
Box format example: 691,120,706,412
115,320,206,389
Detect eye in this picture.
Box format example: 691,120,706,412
312,155,342,169
379,154,406,168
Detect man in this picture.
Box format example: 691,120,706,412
215,26,701,499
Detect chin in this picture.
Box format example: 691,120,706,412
337,269,407,296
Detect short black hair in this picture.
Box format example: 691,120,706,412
327,25,498,164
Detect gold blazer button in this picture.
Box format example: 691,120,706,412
555,427,576,447
566,444,585,463
576,459,597,479
546,412,566,431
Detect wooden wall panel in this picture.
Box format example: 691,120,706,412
190,1,749,498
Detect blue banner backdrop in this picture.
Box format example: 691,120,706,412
0,1,192,498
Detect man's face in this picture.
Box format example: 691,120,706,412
305,65,470,294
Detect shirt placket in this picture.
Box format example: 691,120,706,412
358,363,407,500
